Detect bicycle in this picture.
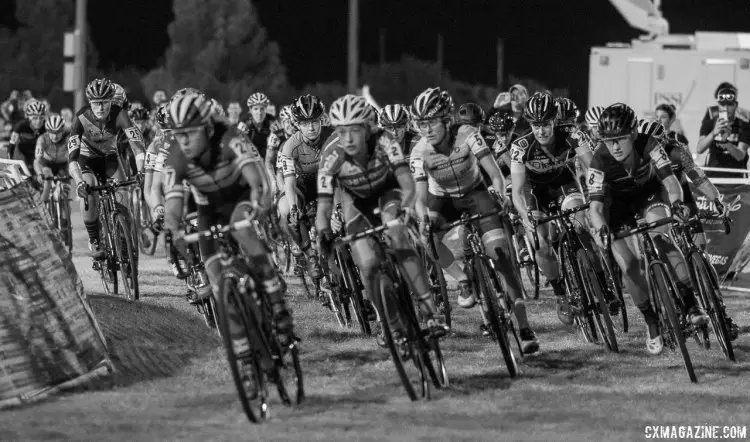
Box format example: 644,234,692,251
184,216,304,423
505,210,540,300
335,215,447,400
412,225,451,329
288,203,319,300
609,217,697,382
428,209,523,377
532,202,619,352
85,178,140,301
671,210,735,362
42,175,72,252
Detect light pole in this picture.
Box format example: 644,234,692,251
347,0,358,94
74,0,87,110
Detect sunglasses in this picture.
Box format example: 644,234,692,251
717,93,737,104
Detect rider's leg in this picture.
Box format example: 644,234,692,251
40,166,53,201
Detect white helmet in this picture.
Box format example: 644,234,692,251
329,94,374,126
585,106,605,127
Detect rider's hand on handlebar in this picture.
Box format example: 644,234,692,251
521,213,535,233
714,198,727,217
288,204,300,226
401,206,416,225
76,181,89,199
317,227,335,256
671,201,690,222
419,215,432,246
593,225,611,249
152,204,166,220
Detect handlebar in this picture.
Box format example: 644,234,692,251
83,179,139,211
184,218,254,243
529,202,590,250
612,217,674,240
335,218,402,244
695,210,732,235
42,176,70,182
432,208,505,232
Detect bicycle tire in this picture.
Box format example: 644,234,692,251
475,258,518,378
377,272,428,401
58,197,73,252
560,241,597,343
113,213,139,301
421,246,451,329
339,248,372,335
130,188,141,253
692,254,735,362
98,216,118,296
649,263,697,383
577,249,619,353
216,277,268,423
519,233,540,300
600,249,628,333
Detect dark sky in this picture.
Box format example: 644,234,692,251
87,0,750,105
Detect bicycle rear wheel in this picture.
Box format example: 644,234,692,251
113,213,139,301
475,258,518,378
339,249,372,335
216,277,268,423
692,254,735,362
57,197,73,252
377,272,429,401
97,220,118,296
422,246,451,328
649,263,697,383
560,241,597,343
577,249,618,353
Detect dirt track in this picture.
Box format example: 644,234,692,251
1,229,750,441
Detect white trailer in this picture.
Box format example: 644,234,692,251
589,1,750,151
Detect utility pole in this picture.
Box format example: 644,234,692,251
379,28,386,66
436,34,444,82
74,0,87,110
347,0,359,94
496,38,504,89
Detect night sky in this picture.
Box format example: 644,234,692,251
83,0,750,106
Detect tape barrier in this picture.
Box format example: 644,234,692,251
0,180,111,408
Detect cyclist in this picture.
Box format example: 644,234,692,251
160,91,294,348
265,105,297,195
316,94,448,339
409,87,538,353
68,78,145,259
227,102,243,126
510,92,619,325
555,97,579,132
485,109,516,178
584,106,605,142
120,107,153,178
7,99,47,176
456,102,485,130
278,94,333,279
588,103,709,354
34,114,69,201
245,92,276,159
379,104,421,162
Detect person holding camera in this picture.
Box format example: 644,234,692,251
696,82,750,178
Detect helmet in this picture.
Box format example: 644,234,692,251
278,105,294,122
555,97,579,124
329,94,375,126
246,92,269,108
291,94,325,121
112,83,127,107
210,98,225,117
585,106,605,127
167,92,214,129
45,114,65,132
598,103,638,139
128,107,149,121
410,87,453,121
173,88,202,99
379,104,410,127
523,93,557,123
485,109,516,133
85,78,115,101
637,119,666,139
456,102,485,126
155,103,170,127
24,99,47,117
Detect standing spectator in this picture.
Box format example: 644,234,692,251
696,83,750,178
60,107,74,130
655,103,689,145
1,90,24,125
152,90,167,107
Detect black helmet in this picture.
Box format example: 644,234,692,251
555,97,578,125
485,109,515,133
456,102,485,126
598,103,638,139
523,92,557,124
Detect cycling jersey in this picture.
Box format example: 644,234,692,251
410,124,491,198
146,131,174,172
35,131,69,166
8,119,45,161
243,114,276,159
318,129,407,200
491,136,512,176
586,133,674,203
509,127,594,187
163,123,262,207
68,105,142,159
279,127,334,198
402,131,421,162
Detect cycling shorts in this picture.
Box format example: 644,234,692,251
342,187,402,233
79,154,119,181
607,188,670,232
426,183,503,235
38,159,68,177
196,188,252,259
524,180,582,214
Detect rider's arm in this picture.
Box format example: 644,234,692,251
33,136,45,176
383,133,415,207
509,139,530,221
316,149,339,233
6,123,20,159
572,128,597,170
279,138,299,210
67,119,85,184
265,134,280,194
116,109,145,171
479,155,505,196
650,144,683,204
228,133,269,207
586,166,608,233
162,165,185,232
673,142,720,201
409,144,429,220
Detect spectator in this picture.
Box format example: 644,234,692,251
152,90,167,107
696,82,750,178
655,103,689,145
0,90,24,125
60,107,74,130
227,101,242,125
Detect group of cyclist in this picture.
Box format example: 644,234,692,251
9,76,741,370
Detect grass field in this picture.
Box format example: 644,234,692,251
2,228,750,441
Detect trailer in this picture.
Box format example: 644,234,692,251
589,1,750,151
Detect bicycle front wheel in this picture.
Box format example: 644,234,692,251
649,263,697,383
339,249,372,335
475,258,518,378
113,213,139,301
692,254,735,362
577,249,618,353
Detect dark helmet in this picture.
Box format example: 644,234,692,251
85,78,115,101
291,94,325,121
485,109,516,133
456,102,485,126
598,103,638,139
555,97,579,125
128,107,149,121
523,92,557,123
